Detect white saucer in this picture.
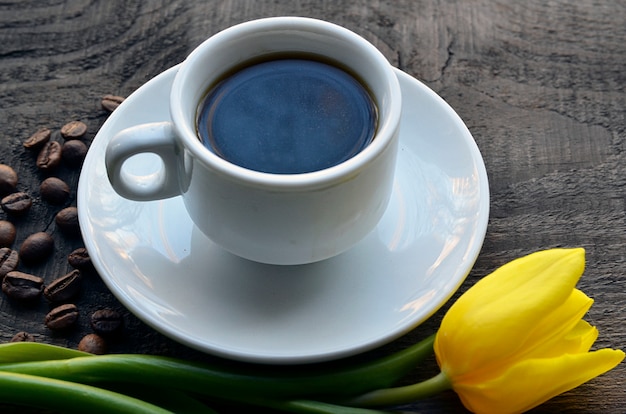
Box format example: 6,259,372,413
77,66,489,364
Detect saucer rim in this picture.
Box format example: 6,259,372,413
78,65,489,364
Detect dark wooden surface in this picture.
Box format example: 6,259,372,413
0,0,624,413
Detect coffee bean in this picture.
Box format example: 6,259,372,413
19,232,54,264
0,221,16,247
90,308,123,336
0,248,19,280
62,139,88,167
36,141,63,170
23,128,51,150
0,164,18,196
101,95,125,112
78,333,107,354
44,269,82,302
11,331,35,342
60,120,87,140
1,192,32,215
68,247,92,270
40,177,70,205
45,303,79,330
55,206,80,235
2,271,44,301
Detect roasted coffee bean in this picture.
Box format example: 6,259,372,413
23,127,51,150
78,333,107,354
0,220,16,247
62,139,88,167
55,206,80,235
60,120,87,140
36,140,63,170
44,269,82,302
90,308,123,336
40,177,71,205
101,95,125,112
0,164,18,195
19,232,54,263
1,192,32,215
2,271,44,301
68,247,92,269
0,248,19,280
45,303,79,330
11,331,35,342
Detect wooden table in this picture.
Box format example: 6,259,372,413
0,1,624,412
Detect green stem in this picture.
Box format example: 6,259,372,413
101,382,218,414
266,399,391,414
0,342,91,363
0,334,436,401
192,394,391,414
0,371,173,414
345,371,452,407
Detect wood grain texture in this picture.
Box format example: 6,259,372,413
0,0,624,413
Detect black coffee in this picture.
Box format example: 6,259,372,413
197,57,377,174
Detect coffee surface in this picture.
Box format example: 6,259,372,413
197,58,377,174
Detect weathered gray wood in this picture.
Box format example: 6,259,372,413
0,0,624,412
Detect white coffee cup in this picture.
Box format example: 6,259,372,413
105,17,402,265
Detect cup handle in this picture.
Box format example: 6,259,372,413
105,121,182,201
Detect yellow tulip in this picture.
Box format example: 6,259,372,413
434,248,624,414
346,248,623,413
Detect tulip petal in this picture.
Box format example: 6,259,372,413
526,319,598,358
436,248,586,377
471,318,600,387
519,290,596,358
562,319,598,351
453,348,625,414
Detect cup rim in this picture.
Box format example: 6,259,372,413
170,16,402,190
